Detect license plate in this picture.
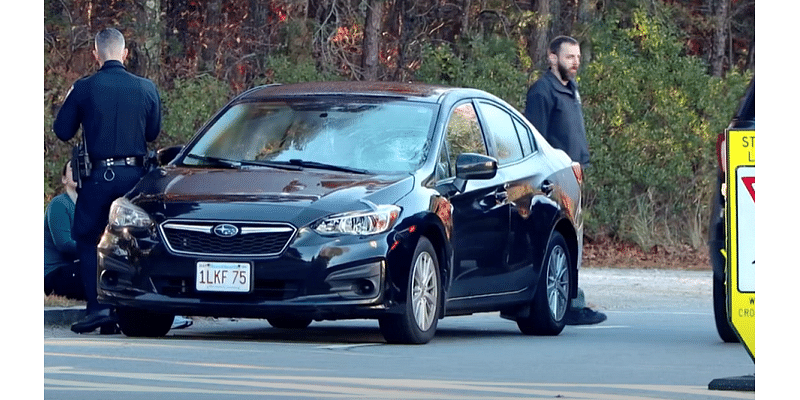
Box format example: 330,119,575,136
196,262,251,292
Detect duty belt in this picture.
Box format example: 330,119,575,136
94,157,143,168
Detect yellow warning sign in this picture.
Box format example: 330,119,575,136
725,128,755,361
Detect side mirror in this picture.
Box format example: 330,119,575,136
157,146,183,166
452,153,497,193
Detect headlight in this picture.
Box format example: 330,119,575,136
108,198,153,229
314,205,401,236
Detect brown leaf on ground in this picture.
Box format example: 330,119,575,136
583,236,710,270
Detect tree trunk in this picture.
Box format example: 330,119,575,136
577,0,595,63
709,0,729,77
121,0,163,83
203,0,223,75
553,0,578,37
140,0,162,84
362,0,384,81
390,0,410,81
462,0,471,35
529,0,552,70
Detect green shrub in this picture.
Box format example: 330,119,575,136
580,9,751,249
259,55,342,85
161,57,342,150
415,35,529,109
159,76,234,148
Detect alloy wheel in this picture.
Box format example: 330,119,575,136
546,245,570,321
411,251,438,331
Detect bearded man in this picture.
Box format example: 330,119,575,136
524,35,590,167
524,35,604,325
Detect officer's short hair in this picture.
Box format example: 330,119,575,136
94,28,125,60
549,36,579,56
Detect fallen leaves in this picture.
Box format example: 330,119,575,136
583,236,710,270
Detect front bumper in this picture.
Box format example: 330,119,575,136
97,224,409,320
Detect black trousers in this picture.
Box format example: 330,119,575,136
73,165,145,313
44,260,85,300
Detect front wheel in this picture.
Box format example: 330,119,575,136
379,236,440,344
517,231,571,336
117,307,174,337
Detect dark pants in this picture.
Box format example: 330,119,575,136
44,260,85,300
73,165,145,313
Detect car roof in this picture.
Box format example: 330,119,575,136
238,81,456,103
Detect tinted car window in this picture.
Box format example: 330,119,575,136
185,100,436,173
513,117,535,155
441,102,487,177
477,101,524,164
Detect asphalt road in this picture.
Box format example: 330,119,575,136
44,267,756,399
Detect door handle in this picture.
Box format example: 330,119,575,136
541,181,554,195
479,191,507,209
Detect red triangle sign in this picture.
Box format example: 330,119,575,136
742,176,755,202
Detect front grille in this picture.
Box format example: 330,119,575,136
160,220,296,257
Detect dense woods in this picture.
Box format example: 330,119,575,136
44,0,754,253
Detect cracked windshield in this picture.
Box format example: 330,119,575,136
185,100,436,173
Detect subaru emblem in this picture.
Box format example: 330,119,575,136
213,224,239,238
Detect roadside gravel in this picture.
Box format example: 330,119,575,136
579,267,712,311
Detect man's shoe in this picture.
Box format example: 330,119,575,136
71,309,117,334
564,307,607,326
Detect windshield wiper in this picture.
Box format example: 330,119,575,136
186,154,368,174
287,159,369,174
238,160,302,171
185,154,241,168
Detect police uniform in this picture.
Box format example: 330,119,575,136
53,60,161,326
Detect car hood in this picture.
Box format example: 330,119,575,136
129,166,414,227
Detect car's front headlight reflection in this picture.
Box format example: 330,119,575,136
314,205,401,236
108,198,153,229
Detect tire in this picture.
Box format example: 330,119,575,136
708,175,738,343
713,274,739,343
267,317,313,329
117,307,174,338
517,231,570,336
379,236,440,344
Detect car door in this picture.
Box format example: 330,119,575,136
439,101,513,299
473,99,540,292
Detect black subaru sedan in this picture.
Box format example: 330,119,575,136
97,81,585,344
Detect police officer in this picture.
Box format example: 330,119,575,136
53,28,161,334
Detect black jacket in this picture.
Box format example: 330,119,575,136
524,69,590,167
53,60,161,160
